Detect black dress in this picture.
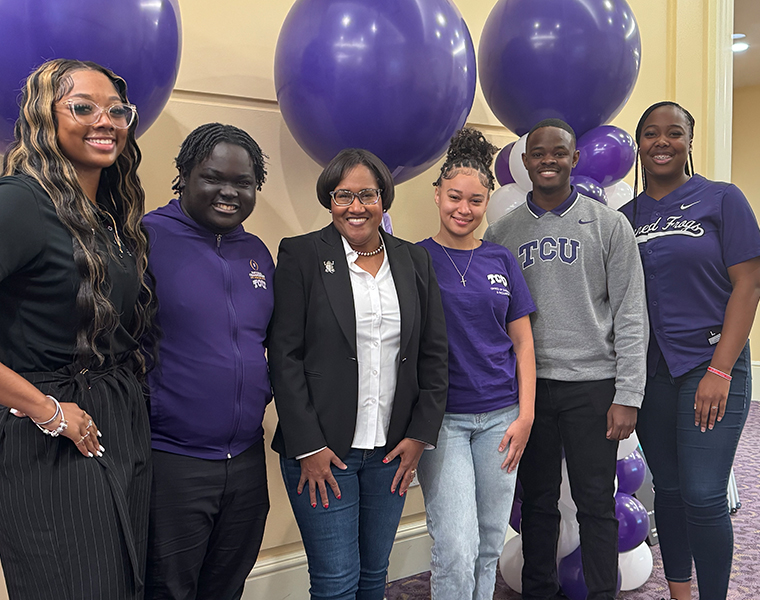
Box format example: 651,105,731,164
0,175,151,599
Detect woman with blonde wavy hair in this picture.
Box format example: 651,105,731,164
0,59,155,599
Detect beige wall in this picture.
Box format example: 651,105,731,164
732,84,760,358
132,0,734,563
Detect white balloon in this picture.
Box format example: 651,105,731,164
559,458,577,513
486,183,527,225
557,505,580,560
604,180,634,210
617,430,640,460
499,534,524,593
619,541,654,590
508,133,533,192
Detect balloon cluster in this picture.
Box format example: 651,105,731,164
486,125,637,224
481,0,641,224
500,433,654,598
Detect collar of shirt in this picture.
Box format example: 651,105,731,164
526,187,579,218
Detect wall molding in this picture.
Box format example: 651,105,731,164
753,361,760,402
241,519,432,600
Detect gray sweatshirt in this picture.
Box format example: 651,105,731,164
484,193,648,407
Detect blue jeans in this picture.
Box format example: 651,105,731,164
636,344,751,600
518,379,619,600
417,404,520,600
280,448,406,600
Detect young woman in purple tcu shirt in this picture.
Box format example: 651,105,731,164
620,102,760,600
416,128,537,600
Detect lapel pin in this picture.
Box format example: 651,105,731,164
324,260,335,274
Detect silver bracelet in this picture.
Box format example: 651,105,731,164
32,395,60,426
33,396,68,437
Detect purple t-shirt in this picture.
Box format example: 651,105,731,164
418,238,536,413
620,175,760,377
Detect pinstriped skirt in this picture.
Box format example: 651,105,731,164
0,364,151,600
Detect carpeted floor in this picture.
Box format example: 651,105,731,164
387,400,760,600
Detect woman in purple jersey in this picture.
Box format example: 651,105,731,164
416,129,536,600
621,102,760,600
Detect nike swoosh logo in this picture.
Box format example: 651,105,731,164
680,201,700,210
578,219,596,225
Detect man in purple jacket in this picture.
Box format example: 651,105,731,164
143,123,274,600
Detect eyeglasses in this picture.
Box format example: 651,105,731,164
329,188,382,206
60,99,138,129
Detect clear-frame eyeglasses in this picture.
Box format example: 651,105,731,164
329,188,382,206
60,99,138,129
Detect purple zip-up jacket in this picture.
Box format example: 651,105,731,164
143,199,274,459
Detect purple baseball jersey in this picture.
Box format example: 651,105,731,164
620,175,760,376
418,238,536,414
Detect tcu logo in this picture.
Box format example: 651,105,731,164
487,273,508,287
518,237,579,268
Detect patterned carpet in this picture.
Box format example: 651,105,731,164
387,401,760,600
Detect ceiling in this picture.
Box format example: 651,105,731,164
734,0,760,88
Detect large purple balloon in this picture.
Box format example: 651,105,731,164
275,0,476,184
575,126,637,187
558,546,622,600
478,0,641,137
616,450,646,495
616,492,650,552
0,0,181,151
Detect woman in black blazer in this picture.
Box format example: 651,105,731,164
269,148,448,600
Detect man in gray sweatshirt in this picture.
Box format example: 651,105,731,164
484,119,648,600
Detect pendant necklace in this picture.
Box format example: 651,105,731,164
440,244,474,287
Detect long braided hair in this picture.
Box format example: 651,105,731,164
434,128,499,191
2,59,156,375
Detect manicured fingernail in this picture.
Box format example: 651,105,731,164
297,490,302,495
97,431,102,438
311,502,317,508
10,408,19,415
96,451,103,457
99,445,105,452
323,503,329,508
336,494,341,500
400,490,405,496
383,457,389,463
88,452,94,458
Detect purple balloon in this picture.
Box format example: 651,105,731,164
509,498,522,533
571,176,608,204
616,450,646,495
558,546,622,600
494,142,516,186
275,0,476,184
478,0,641,137
0,0,181,150
575,125,637,187
615,492,650,552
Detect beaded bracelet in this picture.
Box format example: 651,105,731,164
32,396,68,437
707,366,732,382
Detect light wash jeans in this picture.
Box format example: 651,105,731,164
417,403,520,600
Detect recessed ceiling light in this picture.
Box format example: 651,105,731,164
733,33,746,40
733,42,750,52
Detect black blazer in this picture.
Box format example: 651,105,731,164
269,223,448,460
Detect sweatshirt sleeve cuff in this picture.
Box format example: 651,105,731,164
613,389,643,409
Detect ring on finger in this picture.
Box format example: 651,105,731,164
711,406,719,411
86,419,93,428
76,437,86,445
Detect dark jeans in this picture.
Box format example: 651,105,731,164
518,379,619,600
637,344,751,600
145,440,270,600
280,447,406,600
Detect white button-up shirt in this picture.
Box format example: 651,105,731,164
342,236,401,449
